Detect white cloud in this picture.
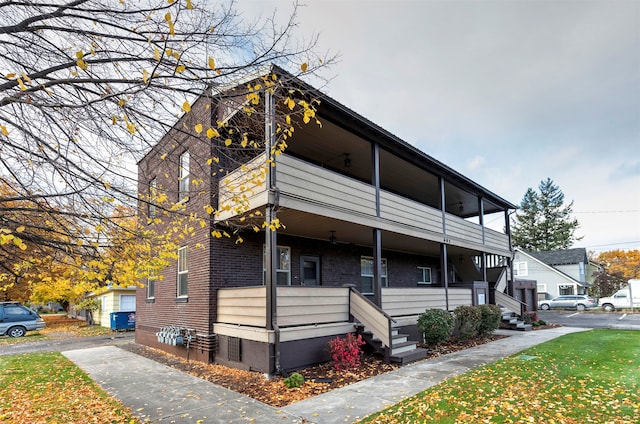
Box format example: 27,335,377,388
241,0,640,252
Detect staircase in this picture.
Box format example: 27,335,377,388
348,288,427,365
500,308,532,331
356,324,428,364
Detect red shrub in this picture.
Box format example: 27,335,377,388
327,333,365,371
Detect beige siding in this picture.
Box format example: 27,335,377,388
216,154,510,255
484,228,510,252
277,287,350,326
379,191,443,234
277,154,377,215
217,155,268,221
217,286,267,327
382,287,473,317
446,215,483,244
349,292,392,347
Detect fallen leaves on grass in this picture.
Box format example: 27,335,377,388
0,352,137,424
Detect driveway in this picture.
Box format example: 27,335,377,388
0,332,134,356
537,310,640,329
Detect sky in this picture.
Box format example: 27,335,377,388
241,0,640,254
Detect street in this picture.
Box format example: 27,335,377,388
537,310,640,329
0,331,134,356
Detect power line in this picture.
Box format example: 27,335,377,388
574,210,640,214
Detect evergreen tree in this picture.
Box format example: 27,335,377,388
511,178,582,251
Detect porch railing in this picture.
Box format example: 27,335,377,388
381,287,473,316
216,154,511,255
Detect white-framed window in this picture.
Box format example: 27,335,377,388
147,270,156,299
361,256,388,295
177,246,188,297
514,261,528,277
148,178,157,219
120,295,136,311
558,284,575,295
101,296,107,311
179,151,190,201
418,266,432,284
263,245,291,285
537,283,547,294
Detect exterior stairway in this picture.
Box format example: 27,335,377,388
500,308,532,331
356,324,428,364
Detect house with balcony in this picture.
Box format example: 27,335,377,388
136,66,519,374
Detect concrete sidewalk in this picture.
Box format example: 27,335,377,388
63,326,589,424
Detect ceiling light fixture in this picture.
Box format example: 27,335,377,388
344,153,351,168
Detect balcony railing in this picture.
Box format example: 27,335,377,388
217,154,510,254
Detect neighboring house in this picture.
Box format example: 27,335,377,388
513,248,598,300
136,65,519,374
90,286,137,328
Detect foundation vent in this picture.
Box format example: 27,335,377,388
228,337,241,362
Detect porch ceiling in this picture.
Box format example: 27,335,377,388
275,208,447,257
287,115,509,219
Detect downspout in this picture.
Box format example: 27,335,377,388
371,143,382,307
478,196,487,283
505,209,514,296
439,176,449,310
264,88,280,375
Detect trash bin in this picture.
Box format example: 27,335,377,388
110,311,136,331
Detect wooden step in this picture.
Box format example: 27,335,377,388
390,347,428,364
391,340,418,355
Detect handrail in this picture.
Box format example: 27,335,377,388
494,267,508,293
494,290,526,317
349,288,396,347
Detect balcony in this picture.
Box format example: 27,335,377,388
217,154,510,256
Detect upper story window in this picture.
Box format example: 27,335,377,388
177,246,188,297
148,178,157,219
361,256,388,295
147,270,156,299
514,261,528,277
417,266,432,285
179,151,190,202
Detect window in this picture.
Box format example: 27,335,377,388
417,267,432,285
148,178,157,219
179,151,190,201
263,245,291,285
361,256,387,295
514,262,528,277
120,295,136,311
146,271,156,299
558,284,574,295
177,247,188,297
4,305,30,316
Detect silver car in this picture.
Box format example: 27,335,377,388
0,302,46,337
538,295,597,311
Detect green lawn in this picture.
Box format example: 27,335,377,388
0,352,139,423
361,329,640,423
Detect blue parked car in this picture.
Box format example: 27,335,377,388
0,302,46,337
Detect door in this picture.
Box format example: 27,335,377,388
300,256,320,286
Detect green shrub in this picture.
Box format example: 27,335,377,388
417,309,454,346
538,319,546,326
283,372,304,388
477,304,502,336
453,305,481,341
